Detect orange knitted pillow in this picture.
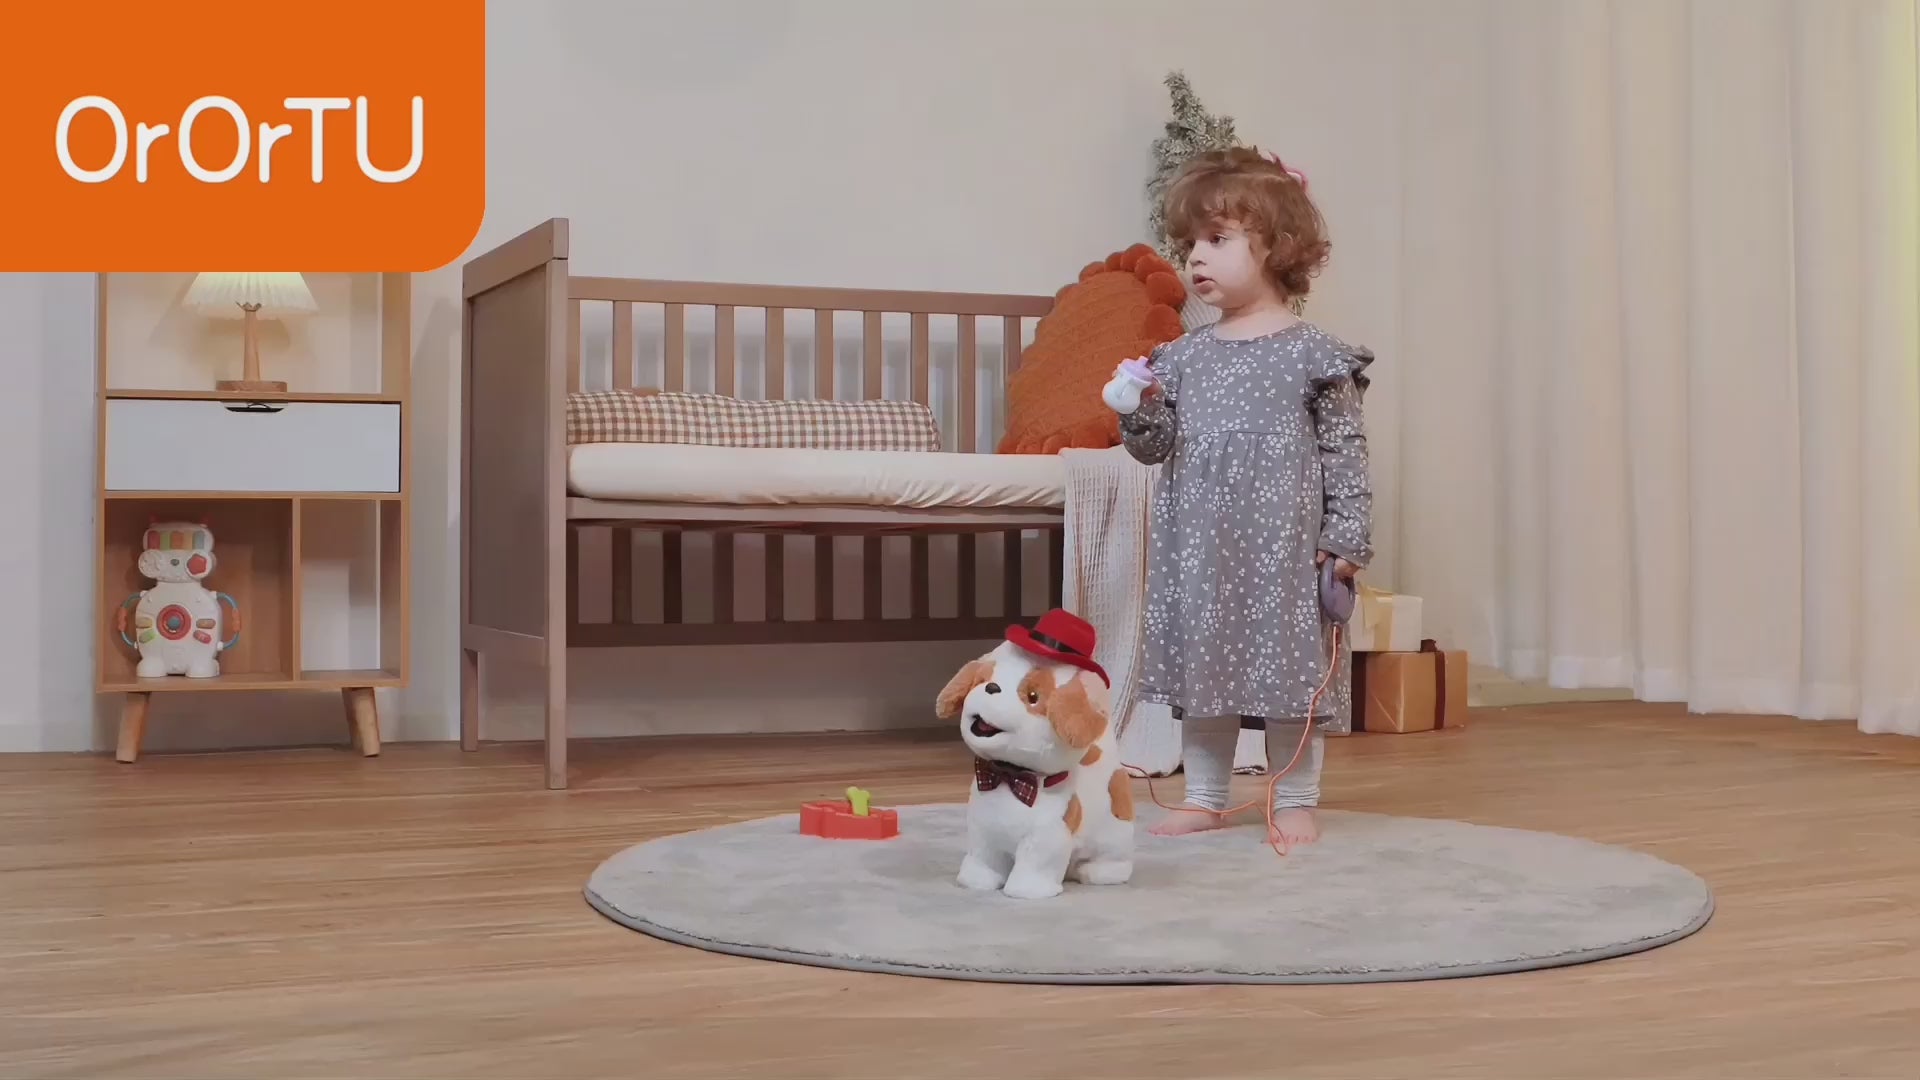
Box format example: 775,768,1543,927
998,244,1187,454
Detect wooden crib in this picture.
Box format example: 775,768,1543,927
459,218,1069,787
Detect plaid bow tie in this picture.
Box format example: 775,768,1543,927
973,758,1069,807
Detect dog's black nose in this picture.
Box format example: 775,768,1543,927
983,682,1001,694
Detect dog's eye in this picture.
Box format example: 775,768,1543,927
1025,690,1039,704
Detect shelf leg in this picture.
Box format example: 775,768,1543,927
342,687,381,757
116,692,152,763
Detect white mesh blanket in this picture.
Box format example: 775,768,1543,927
1057,445,1267,777
1058,447,1183,776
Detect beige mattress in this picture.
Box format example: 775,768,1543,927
567,443,1066,509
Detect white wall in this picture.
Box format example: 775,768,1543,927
0,0,1411,753
0,273,99,751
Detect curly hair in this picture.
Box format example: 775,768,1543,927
1161,146,1331,301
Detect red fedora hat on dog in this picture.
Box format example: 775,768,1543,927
1005,609,1109,686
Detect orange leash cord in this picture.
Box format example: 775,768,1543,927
1121,623,1342,857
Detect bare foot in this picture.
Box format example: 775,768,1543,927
1149,806,1229,836
1268,807,1320,851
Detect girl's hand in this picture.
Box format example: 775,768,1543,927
1115,358,1162,401
1315,550,1359,581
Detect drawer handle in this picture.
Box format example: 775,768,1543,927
224,401,284,414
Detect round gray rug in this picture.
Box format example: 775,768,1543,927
584,803,1713,984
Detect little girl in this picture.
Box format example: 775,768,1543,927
1114,147,1373,850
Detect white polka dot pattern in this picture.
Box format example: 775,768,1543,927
1117,321,1375,731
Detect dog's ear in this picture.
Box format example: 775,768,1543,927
1077,670,1111,715
935,657,994,719
1046,670,1109,750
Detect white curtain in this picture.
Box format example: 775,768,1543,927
1390,0,1920,734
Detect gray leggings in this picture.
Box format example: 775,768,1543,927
1180,714,1324,812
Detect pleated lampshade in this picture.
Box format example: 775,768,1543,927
183,272,318,318
182,273,318,393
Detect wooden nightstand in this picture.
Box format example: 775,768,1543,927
93,272,412,763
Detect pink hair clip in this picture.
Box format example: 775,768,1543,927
1258,148,1309,190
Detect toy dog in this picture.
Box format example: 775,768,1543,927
935,609,1135,899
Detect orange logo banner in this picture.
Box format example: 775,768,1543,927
0,0,486,272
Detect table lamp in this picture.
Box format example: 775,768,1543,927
183,272,318,393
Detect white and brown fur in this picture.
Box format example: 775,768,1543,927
935,640,1135,899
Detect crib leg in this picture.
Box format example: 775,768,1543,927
545,638,568,790
460,645,481,751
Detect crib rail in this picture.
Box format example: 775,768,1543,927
562,275,1062,648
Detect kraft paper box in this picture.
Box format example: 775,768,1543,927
1351,639,1469,734
1346,584,1424,653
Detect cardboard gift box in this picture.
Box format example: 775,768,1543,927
1346,584,1424,653
1352,639,1469,734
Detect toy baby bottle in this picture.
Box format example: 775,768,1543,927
1102,358,1158,414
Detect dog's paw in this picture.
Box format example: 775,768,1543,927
1072,857,1133,886
1001,873,1065,900
956,854,1009,891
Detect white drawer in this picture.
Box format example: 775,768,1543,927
104,399,401,493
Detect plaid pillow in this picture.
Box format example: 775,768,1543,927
566,389,942,452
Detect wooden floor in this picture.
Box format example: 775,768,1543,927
4,702,1919,1079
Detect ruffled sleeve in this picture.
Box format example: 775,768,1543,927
1118,340,1182,466
1308,343,1374,566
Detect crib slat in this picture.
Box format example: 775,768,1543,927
957,315,977,453
612,529,633,624
861,311,884,619
1047,528,1063,608
766,535,785,623
611,302,633,389
662,300,686,621
715,305,736,396
864,545,883,621
909,312,931,620
910,536,929,620
863,311,883,398
663,533,683,624
1003,531,1022,618
814,310,834,619
765,308,786,398
814,538,834,622
957,315,978,618
910,313,930,405
1003,315,1022,377
959,539,977,620
910,315,933,407
664,303,686,392
765,307,786,621
567,299,583,392
714,536,734,624
712,305,737,622
814,310,834,399
610,301,635,625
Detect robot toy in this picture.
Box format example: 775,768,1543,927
116,520,241,678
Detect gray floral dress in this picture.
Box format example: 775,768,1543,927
1118,321,1374,732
